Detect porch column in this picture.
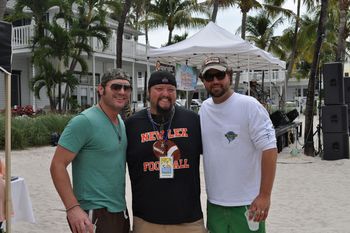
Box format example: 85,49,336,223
132,61,137,102
92,53,96,105
32,64,36,111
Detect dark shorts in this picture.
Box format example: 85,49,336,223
68,208,130,233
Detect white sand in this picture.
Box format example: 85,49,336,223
1,116,350,233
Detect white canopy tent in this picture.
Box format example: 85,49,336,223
148,22,286,72
147,22,286,104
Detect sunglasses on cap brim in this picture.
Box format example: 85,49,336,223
203,71,226,82
109,83,132,91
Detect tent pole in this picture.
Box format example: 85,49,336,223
186,91,189,109
247,56,250,96
4,71,12,233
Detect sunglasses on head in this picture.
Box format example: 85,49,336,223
203,71,226,82
109,83,132,91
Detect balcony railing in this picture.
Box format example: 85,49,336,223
13,25,34,49
12,25,149,61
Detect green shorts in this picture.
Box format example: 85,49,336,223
207,201,265,233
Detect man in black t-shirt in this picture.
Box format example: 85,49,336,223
125,70,205,233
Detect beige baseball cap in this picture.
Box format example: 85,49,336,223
201,57,228,75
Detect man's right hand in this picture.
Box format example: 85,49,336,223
67,206,94,233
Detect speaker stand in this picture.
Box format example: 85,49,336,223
313,124,323,156
314,68,323,157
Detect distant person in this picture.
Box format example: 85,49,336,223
125,70,205,233
199,57,277,233
50,68,132,233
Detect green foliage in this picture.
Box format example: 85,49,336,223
147,0,209,44
0,114,74,150
12,0,111,112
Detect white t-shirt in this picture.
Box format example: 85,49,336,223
199,93,276,206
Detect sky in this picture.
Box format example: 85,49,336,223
140,0,307,48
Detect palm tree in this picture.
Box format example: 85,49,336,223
244,11,284,52
237,0,262,40
278,14,316,79
31,61,59,111
231,0,261,91
147,0,209,45
116,0,132,68
304,0,329,156
257,0,315,109
14,0,110,111
165,32,189,46
13,0,62,45
202,0,235,23
335,0,350,61
62,0,110,110
128,0,152,108
33,21,72,112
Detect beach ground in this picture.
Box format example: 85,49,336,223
1,115,350,233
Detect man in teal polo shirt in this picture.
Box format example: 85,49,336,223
50,68,132,233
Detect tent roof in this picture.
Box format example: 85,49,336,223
148,22,285,72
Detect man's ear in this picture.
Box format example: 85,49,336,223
97,84,104,96
146,89,150,101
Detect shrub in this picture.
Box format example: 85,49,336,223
0,114,74,150
11,105,35,117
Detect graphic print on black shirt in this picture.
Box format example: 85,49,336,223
125,106,203,224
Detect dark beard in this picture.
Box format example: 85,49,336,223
209,89,226,98
156,104,174,121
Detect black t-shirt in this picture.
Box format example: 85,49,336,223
125,106,203,224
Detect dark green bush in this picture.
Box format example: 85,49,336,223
0,114,74,150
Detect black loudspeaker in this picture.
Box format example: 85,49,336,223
348,106,350,133
322,105,348,133
270,110,289,128
344,77,350,103
323,62,344,105
322,132,349,160
286,109,299,123
0,21,12,73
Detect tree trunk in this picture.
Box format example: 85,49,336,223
58,78,62,113
335,0,349,62
281,0,301,110
0,0,6,19
49,86,56,112
240,12,247,40
211,0,219,22
304,0,328,156
143,4,150,108
116,0,132,68
168,29,173,45
234,12,248,92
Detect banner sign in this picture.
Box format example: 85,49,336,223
155,61,175,74
175,63,198,91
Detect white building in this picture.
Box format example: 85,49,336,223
0,1,154,111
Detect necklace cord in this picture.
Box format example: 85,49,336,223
147,107,175,142
98,103,122,142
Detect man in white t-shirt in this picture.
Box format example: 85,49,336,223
198,57,277,233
